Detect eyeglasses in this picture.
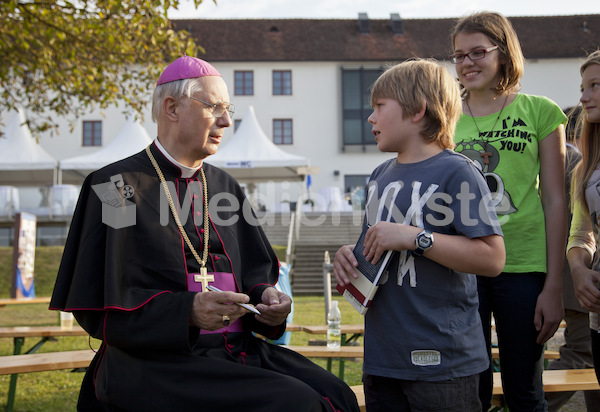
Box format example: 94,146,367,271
189,97,235,118
449,46,499,64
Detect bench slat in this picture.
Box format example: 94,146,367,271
0,326,88,339
350,385,366,412
282,345,559,361
282,345,363,358
492,369,600,394
491,347,559,360
300,325,365,335
354,369,599,411
0,350,95,375
0,348,595,412
0,297,51,307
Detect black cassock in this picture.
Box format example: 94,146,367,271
50,142,359,412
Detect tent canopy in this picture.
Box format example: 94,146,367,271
0,109,58,186
205,106,318,183
60,118,152,184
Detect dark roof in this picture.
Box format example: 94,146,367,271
171,15,600,62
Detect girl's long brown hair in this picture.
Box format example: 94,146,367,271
573,50,600,207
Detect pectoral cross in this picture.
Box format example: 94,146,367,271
194,267,214,292
480,150,492,166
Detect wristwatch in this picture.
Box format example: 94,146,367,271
413,230,434,256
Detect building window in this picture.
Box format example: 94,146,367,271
273,70,292,95
273,119,293,144
235,71,253,95
0,227,12,247
82,121,102,146
342,68,383,146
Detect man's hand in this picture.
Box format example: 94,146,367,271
189,290,252,330
255,287,292,326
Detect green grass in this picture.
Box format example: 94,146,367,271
0,247,364,411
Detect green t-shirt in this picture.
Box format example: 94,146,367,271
454,93,566,273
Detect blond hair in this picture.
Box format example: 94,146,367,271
450,11,524,98
573,50,600,206
370,59,461,149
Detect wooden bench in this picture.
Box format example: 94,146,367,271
284,323,304,332
283,345,364,358
0,350,593,412
491,347,559,360
299,324,365,336
0,326,90,412
0,325,88,341
0,349,95,375
491,320,566,330
0,349,95,412
351,385,366,412
282,344,558,383
0,297,51,307
295,324,365,379
283,345,560,361
352,369,599,412
492,368,600,395
0,325,89,357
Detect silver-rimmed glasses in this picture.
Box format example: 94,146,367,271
449,46,499,64
189,97,235,118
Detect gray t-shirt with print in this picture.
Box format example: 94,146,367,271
363,149,502,381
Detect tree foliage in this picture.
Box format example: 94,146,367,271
0,0,209,135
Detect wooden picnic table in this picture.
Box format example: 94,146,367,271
299,324,364,380
300,324,364,336
0,326,87,341
0,325,89,412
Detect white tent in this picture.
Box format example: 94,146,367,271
205,106,318,184
60,118,152,184
0,109,58,186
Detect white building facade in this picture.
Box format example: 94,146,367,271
1,14,598,244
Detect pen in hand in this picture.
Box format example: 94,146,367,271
206,285,262,315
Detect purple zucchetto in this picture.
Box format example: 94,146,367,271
156,55,221,85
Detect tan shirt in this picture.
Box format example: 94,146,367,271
567,167,600,332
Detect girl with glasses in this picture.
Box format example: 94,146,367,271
450,11,567,412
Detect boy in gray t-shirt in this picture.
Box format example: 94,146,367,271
333,59,505,412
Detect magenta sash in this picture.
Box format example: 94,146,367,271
187,271,244,334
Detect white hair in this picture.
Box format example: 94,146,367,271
151,77,205,122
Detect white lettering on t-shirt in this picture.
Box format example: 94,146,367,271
397,250,417,287
366,180,440,289
411,350,441,366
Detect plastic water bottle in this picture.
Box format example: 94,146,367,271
327,300,342,349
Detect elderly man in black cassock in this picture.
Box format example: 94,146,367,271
50,55,359,412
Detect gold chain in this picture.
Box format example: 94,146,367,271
146,145,210,269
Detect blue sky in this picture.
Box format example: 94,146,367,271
168,0,598,19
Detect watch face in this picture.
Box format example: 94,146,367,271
418,236,431,248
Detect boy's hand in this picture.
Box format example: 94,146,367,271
364,222,421,264
333,245,357,286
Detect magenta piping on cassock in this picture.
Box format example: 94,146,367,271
49,290,174,312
